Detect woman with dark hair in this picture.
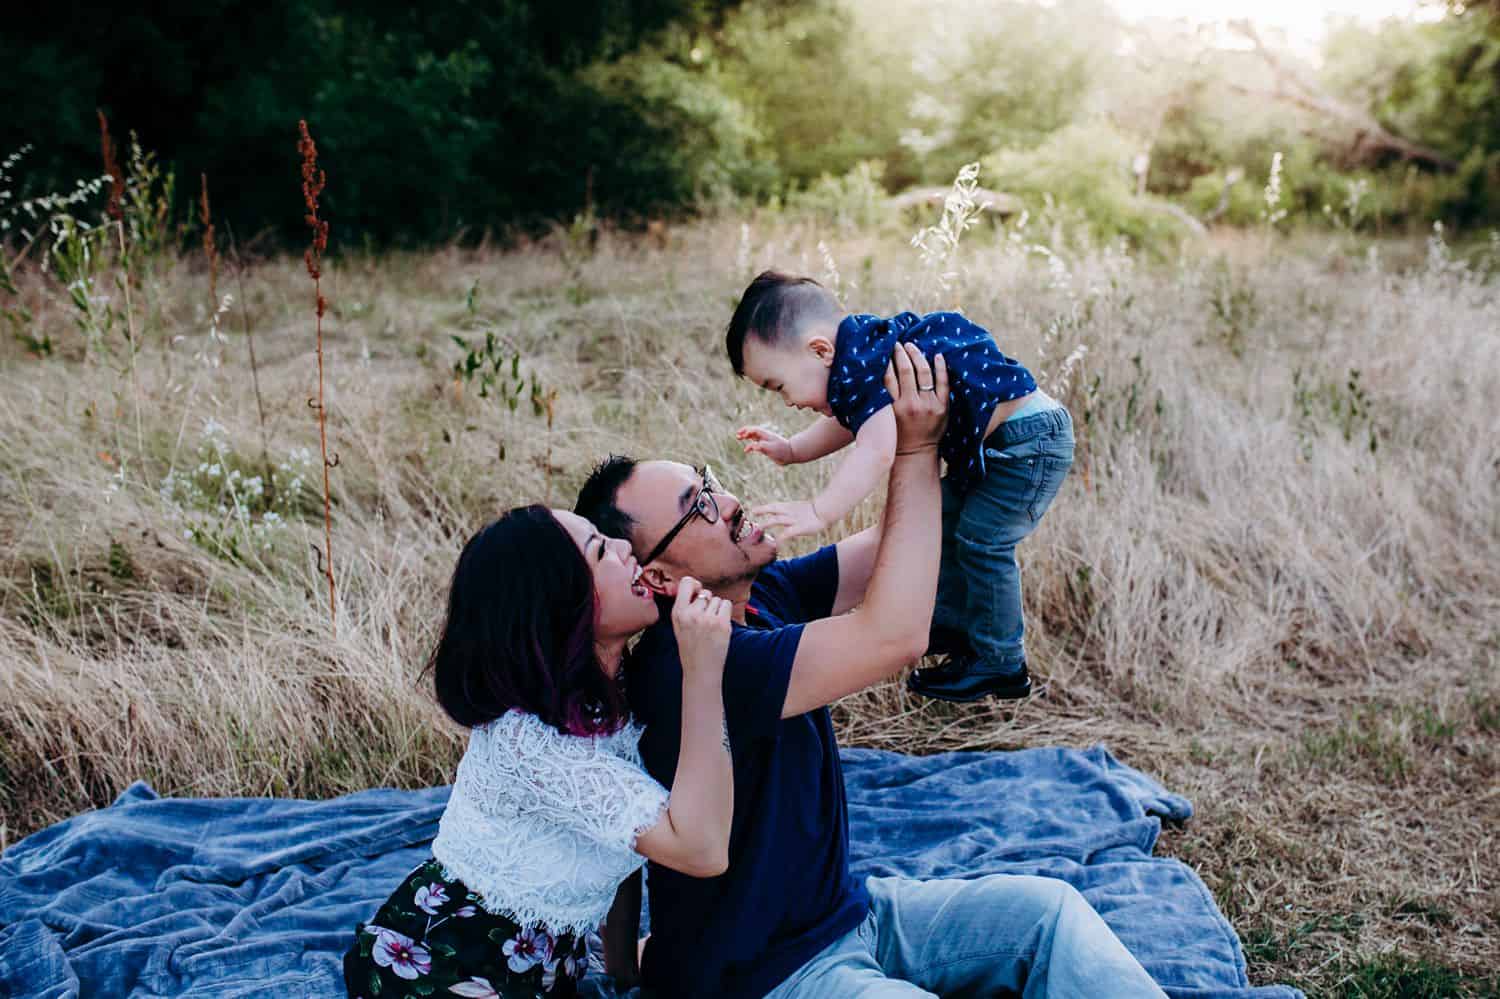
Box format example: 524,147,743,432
343,505,733,999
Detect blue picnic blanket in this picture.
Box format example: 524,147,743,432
0,746,1301,998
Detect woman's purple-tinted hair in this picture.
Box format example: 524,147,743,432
425,505,628,736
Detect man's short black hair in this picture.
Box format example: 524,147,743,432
574,454,639,547
725,270,842,377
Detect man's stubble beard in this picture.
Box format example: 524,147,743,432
701,545,777,594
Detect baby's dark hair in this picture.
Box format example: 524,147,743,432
725,270,842,376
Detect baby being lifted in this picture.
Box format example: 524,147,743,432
728,271,1075,703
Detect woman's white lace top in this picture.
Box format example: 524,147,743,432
430,709,669,937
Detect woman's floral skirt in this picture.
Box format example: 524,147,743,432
344,858,587,999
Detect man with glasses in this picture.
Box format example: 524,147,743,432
575,346,1164,999
635,464,727,568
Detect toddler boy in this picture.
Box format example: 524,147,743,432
728,271,1074,701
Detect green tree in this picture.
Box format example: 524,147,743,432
0,0,748,244
1323,8,1500,223
713,0,914,189
869,0,1115,184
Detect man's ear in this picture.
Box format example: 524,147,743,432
641,566,675,597
808,334,836,366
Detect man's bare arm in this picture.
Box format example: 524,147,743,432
782,344,947,717
830,524,880,616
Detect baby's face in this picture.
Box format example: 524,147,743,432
740,334,833,416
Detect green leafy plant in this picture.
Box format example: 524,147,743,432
1292,367,1381,457
450,331,555,420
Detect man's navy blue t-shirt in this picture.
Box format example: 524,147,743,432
626,545,869,998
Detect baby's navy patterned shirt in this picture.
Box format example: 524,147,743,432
828,311,1037,493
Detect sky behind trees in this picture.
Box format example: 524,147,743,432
1110,0,1436,38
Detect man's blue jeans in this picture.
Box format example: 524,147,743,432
934,406,1075,672
764,874,1166,998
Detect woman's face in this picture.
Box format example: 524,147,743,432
552,509,659,643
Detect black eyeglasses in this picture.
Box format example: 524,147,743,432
640,465,722,566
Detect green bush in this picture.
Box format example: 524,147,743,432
1185,172,1260,227
890,0,1112,186
0,0,748,245
714,0,914,190
983,122,1190,250
785,161,891,232
583,54,770,210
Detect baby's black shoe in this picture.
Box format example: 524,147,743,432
907,654,1032,702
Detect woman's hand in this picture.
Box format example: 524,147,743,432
736,426,796,465
638,578,735,878
671,577,732,678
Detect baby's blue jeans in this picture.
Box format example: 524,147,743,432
933,402,1075,674
764,874,1166,998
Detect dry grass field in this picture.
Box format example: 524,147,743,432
1,215,1497,996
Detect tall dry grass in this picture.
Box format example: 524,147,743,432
0,217,1496,992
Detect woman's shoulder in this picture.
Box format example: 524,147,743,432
473,709,647,764
475,709,573,749
596,716,649,765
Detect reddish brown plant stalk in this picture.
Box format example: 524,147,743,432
199,173,219,307
97,110,124,222
298,119,336,636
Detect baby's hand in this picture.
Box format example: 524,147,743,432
751,500,825,541
736,426,795,465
